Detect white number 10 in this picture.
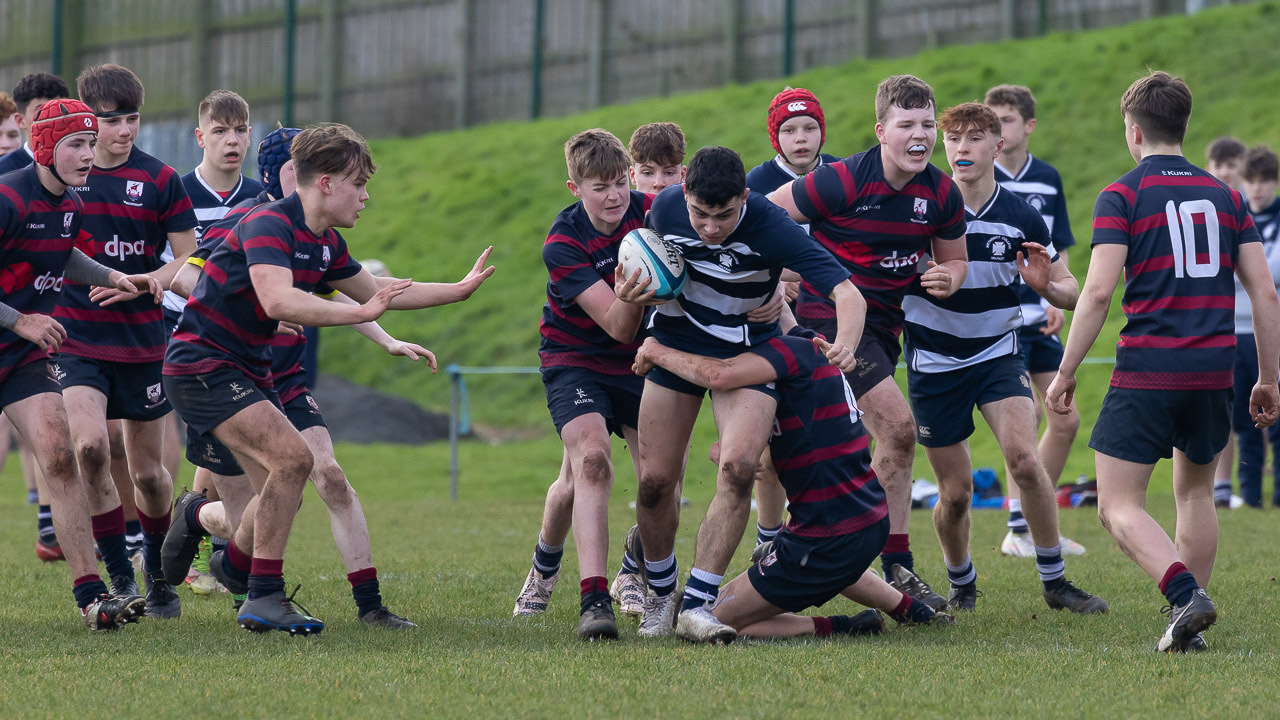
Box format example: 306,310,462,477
1165,199,1220,278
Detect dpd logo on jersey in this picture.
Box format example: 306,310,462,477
125,181,144,206
33,271,63,294
104,235,146,260
786,101,808,112
62,212,74,238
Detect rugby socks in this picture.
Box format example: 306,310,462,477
1035,544,1065,585
92,506,133,580
125,517,144,557
247,557,285,600
136,508,170,580
1160,562,1199,607
645,553,678,597
881,533,914,575
822,614,881,637
348,567,383,616
681,567,723,612
1006,499,1029,535
889,591,935,624
619,548,640,575
532,535,563,579
186,494,210,533
946,556,977,588
222,538,252,588
73,575,109,609
1212,480,1232,506
756,522,782,547
580,576,609,613
37,504,56,544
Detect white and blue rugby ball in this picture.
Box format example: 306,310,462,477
618,228,687,301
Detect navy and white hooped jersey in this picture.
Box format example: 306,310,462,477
903,185,1056,373
790,144,966,339
165,170,264,314
164,193,360,386
0,145,34,176
0,165,86,382
1233,196,1280,333
995,154,1075,331
646,185,851,355
745,153,842,196
753,328,886,538
1093,154,1258,391
55,146,197,363
539,190,653,375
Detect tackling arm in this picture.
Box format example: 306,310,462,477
632,337,778,392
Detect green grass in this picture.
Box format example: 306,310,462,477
1,439,1277,719
324,1,1280,435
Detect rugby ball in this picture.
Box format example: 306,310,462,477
618,228,687,301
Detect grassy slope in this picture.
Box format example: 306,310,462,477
326,2,1280,440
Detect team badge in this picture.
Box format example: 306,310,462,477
144,382,164,408
986,236,1013,261
760,551,777,568
125,181,144,204
715,250,739,271
912,197,928,220
321,245,331,271
1027,194,1046,212
306,394,320,412
62,212,74,238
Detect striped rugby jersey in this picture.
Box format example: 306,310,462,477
903,185,1055,373
0,165,87,382
54,146,197,363
646,186,852,356
1092,154,1258,391
753,329,886,538
790,144,966,340
995,154,1075,332
539,190,653,375
165,169,263,314
745,153,842,196
163,193,360,386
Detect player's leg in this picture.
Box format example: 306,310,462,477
161,410,183,488
1170,449,1218,588
923,441,979,611
711,573,810,638
838,569,951,626
6,387,144,629
752,447,787,546
634,379,700,637
516,451,573,616
1224,333,1259,506
1029,368,1084,553
122,416,179,618
107,421,142,574
29,437,63,561
557,412,622,639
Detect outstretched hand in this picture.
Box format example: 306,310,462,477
454,246,496,301
385,340,437,372
1017,242,1054,295
362,278,412,322
90,273,163,307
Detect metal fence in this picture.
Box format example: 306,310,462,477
0,0,1247,171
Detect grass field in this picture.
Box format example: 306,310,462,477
1,437,1278,719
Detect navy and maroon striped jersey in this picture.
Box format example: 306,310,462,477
0,165,86,382
1092,154,1259,390
55,147,197,363
163,193,360,386
790,144,966,339
539,190,653,375
753,328,886,538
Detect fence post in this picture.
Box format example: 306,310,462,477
587,0,611,108
319,0,342,122
448,365,461,502
1038,0,1048,35
855,0,878,59
457,0,476,128
52,0,84,80
1000,0,1016,39
724,0,746,84
782,0,795,76
284,0,297,127
191,2,213,101
530,0,545,119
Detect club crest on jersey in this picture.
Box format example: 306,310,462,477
986,236,1013,261
715,250,739,271
912,197,928,222
306,395,320,411
62,212,74,238
144,382,164,408
125,180,144,206
320,245,332,272
1027,194,1046,212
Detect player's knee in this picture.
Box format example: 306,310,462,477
884,418,918,454
130,466,168,497
43,444,78,483
636,474,672,509
936,488,971,518
310,462,351,503
578,448,613,489
1007,451,1043,488
718,457,757,498
73,435,110,480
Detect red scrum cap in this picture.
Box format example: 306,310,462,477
767,88,825,157
31,98,98,168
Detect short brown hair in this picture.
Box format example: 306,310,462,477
1206,136,1247,166
291,123,377,187
198,90,250,127
1120,70,1191,146
76,64,145,114
939,102,1001,137
1243,145,1279,183
628,122,685,167
984,84,1035,121
875,75,935,123
0,93,15,121
565,128,630,183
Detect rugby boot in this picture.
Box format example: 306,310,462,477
947,583,981,612
577,598,619,641
36,536,65,562
513,566,558,616
358,605,418,630
144,575,182,619
887,564,948,612
675,605,736,645
208,549,249,595
238,586,324,636
81,593,146,632
1156,589,1216,653
1043,578,1108,615
161,490,209,585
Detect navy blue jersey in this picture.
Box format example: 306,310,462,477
0,145,33,176
1092,155,1257,390
55,146,197,363
646,185,851,355
0,165,86,382
996,154,1074,331
164,193,360,386
539,190,653,375
745,153,842,196
166,170,263,314
904,185,1056,373
753,328,886,538
791,145,966,339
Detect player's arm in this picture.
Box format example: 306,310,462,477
827,279,865,372
767,180,811,223
1237,241,1280,428
1017,242,1079,310
920,234,968,298
1045,243,1127,414
632,336,778,392
575,269,651,343
328,292,437,369
331,247,494,311
150,228,197,288
252,263,408,327
169,256,205,300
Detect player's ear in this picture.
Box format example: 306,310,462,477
194,127,204,148
995,136,1004,156
1025,118,1036,135
874,122,886,144
566,178,579,197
